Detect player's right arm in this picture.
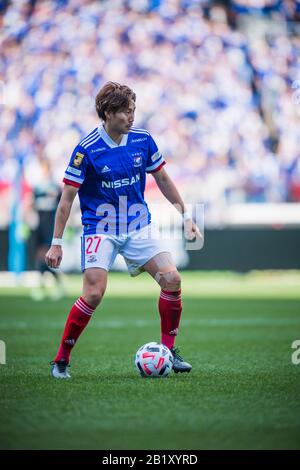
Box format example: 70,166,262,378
45,184,79,269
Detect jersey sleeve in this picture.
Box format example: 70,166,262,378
145,134,166,173
63,145,88,188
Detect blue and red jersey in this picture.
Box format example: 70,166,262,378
63,125,165,235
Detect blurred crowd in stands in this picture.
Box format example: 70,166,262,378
1,0,300,229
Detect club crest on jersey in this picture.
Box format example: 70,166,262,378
73,152,84,167
133,155,142,167
87,255,97,263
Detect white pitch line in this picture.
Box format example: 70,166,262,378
0,318,299,330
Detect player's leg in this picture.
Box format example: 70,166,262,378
31,219,49,300
121,226,192,372
33,213,65,300
51,268,107,378
38,212,54,283
143,252,192,373
82,267,107,307
35,245,65,300
31,245,48,300
51,234,118,379
143,252,181,349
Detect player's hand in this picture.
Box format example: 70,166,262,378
184,218,203,241
45,245,63,269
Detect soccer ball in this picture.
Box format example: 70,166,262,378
135,342,173,378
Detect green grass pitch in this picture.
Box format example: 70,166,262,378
0,271,300,450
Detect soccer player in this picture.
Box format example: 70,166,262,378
31,159,64,300
45,82,201,379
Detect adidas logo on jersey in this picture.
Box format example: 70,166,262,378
101,165,111,173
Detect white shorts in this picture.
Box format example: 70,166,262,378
81,224,169,276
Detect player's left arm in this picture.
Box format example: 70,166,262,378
151,167,202,241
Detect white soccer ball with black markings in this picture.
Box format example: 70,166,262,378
135,342,173,378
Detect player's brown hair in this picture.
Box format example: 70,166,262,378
95,82,136,121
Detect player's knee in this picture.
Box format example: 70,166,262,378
83,269,107,307
83,285,106,308
83,292,103,308
157,270,181,291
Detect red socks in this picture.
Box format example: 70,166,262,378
54,297,95,363
54,291,181,363
158,289,182,350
